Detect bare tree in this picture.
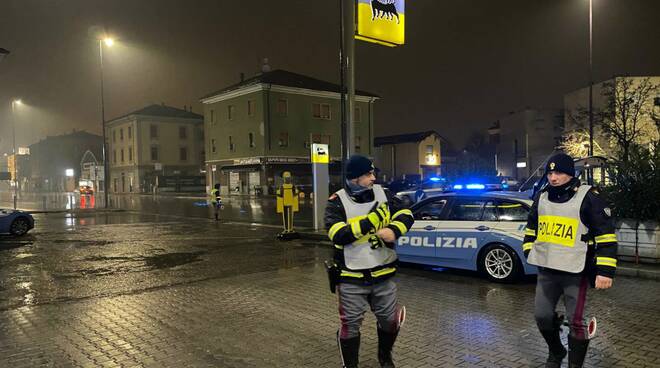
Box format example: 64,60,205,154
562,76,659,162
599,77,659,162
560,129,606,158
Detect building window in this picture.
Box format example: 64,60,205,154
113,130,116,143
113,150,117,164
228,136,235,151
354,107,361,122
247,100,255,116
179,126,187,139
312,103,331,119
278,132,289,148
426,145,433,154
120,149,124,163
277,99,288,116
151,146,159,161
211,139,216,153
312,133,331,145
128,146,133,162
120,128,124,141
128,126,132,139
150,124,158,139
179,147,188,161
355,136,361,150
210,109,215,125
249,132,255,148
228,105,235,120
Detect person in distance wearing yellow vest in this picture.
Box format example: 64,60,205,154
325,155,414,368
523,153,618,368
209,183,223,221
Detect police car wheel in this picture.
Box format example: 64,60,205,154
479,244,521,283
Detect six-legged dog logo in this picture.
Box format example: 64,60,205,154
371,0,399,24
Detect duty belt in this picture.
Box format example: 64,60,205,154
339,261,398,283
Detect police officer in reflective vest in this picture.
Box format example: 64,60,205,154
325,155,414,368
210,183,223,221
524,153,618,368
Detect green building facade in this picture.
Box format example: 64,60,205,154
201,70,378,195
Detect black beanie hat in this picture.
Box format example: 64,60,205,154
346,155,375,179
545,153,575,177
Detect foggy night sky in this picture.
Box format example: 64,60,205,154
1,0,659,155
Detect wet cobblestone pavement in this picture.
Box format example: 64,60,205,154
1,212,659,367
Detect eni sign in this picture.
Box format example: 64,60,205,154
355,0,405,47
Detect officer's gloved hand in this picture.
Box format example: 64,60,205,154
369,235,386,249
367,203,390,230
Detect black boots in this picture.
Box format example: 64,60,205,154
338,333,360,368
539,328,567,368
377,328,398,368
568,335,590,368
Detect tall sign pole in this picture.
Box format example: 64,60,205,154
587,0,594,185
344,0,356,158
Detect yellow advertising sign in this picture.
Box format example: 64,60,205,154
311,143,329,164
356,0,405,47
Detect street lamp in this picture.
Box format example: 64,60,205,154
99,37,113,208
11,99,22,209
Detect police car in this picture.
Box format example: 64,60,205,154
395,177,449,206
395,190,537,282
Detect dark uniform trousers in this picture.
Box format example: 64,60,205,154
338,280,400,340
535,268,590,339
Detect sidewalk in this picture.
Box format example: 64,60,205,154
296,229,660,281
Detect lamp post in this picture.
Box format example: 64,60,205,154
99,37,113,208
587,0,594,184
11,99,22,210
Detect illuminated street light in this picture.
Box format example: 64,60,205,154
98,36,114,208
11,99,23,209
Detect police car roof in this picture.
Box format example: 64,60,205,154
411,190,532,208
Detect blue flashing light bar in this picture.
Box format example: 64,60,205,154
466,184,486,190
429,177,442,182
453,184,463,190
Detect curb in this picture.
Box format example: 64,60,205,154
616,264,660,281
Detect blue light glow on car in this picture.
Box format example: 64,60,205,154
466,184,486,190
429,177,442,182
453,184,463,190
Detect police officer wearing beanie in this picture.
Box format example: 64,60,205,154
325,155,414,368
523,153,618,368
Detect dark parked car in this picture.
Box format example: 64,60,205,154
0,208,35,236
